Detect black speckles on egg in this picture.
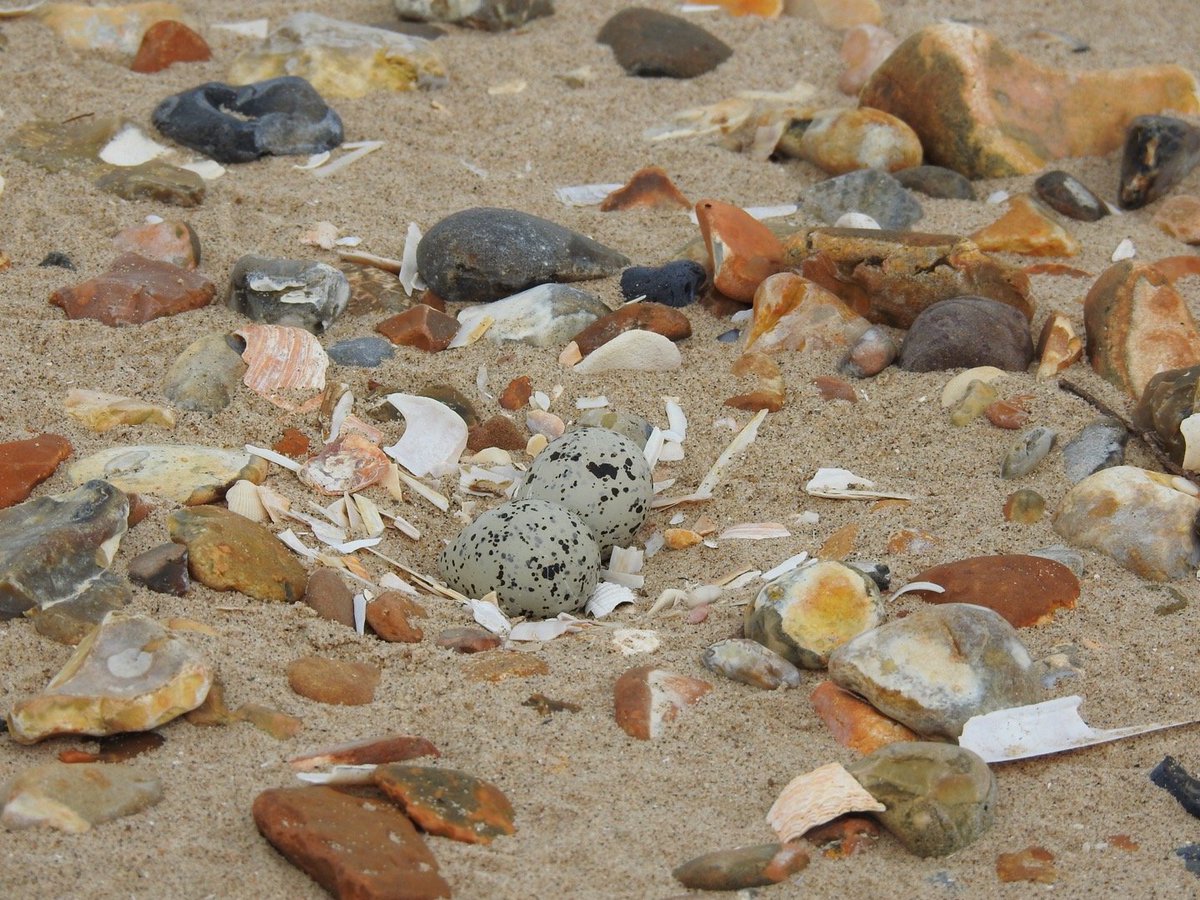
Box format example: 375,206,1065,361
515,428,653,552
438,498,600,618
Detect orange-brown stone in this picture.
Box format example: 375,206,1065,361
838,24,898,95
971,195,1082,257
696,199,785,303
709,0,783,16
464,651,549,683
745,272,870,353
1036,312,1083,380
272,427,310,460
466,415,527,453
813,375,857,403
984,398,1030,429
614,665,712,740
498,375,532,410
289,735,439,770
725,352,785,412
1154,195,1200,244
366,592,426,643
50,253,215,326
809,681,918,754
571,302,691,357
0,434,72,509
131,20,211,73
373,764,516,845
600,166,691,211
286,656,380,706
996,846,1058,884
804,816,882,859
818,523,859,560
375,305,460,351
908,554,1079,627
111,220,200,269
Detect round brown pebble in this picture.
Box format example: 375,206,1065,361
287,656,380,705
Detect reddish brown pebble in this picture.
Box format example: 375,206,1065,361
985,398,1030,429
571,302,691,357
813,375,857,402
0,433,73,509
373,764,517,845
130,20,212,73
809,681,917,754
614,665,712,740
58,749,99,763
1154,195,1200,244
818,523,859,560
600,166,691,211
1108,834,1139,851
127,542,189,596
375,305,460,351
1023,262,1093,278
696,199,785,302
673,842,809,891
111,220,200,269
273,427,310,459
49,253,215,326
126,492,154,527
467,414,527,453
436,626,503,653
303,569,355,628
290,734,439,771
234,704,303,740
498,375,533,410
366,592,426,643
286,656,381,706
464,652,549,683
996,846,1058,884
909,554,1078,627
1003,489,1045,524
804,815,882,859
252,786,450,899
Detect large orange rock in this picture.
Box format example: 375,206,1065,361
971,195,1081,257
696,199,785,303
860,24,1200,178
907,554,1080,627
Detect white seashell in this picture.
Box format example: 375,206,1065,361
384,394,468,478
555,183,624,206
717,522,791,540
378,572,420,596
652,409,768,509
761,551,811,581
607,546,644,576
353,592,368,635
526,409,566,440
834,212,881,229
398,222,425,296
986,190,1009,204
889,580,945,601
178,159,226,180
310,141,384,179
509,615,580,642
352,495,385,538
658,440,684,463
212,19,269,39
767,762,885,843
279,529,318,559
573,330,682,374
99,125,170,167
226,480,267,522
612,628,660,655
531,390,550,411
295,765,378,786
1111,237,1136,261
1181,414,1200,471
576,395,609,409
805,467,915,500
235,324,328,402
526,434,549,456
448,314,493,348
643,531,665,557
487,79,527,96
585,582,637,618
293,152,332,172
394,468,450,511
940,366,1007,407
465,597,511,636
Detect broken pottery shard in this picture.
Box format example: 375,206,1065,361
0,480,127,620
860,23,1200,178
701,639,803,690
289,734,439,770
228,13,447,99
809,681,918,754
1083,260,1200,399
38,1,185,55
848,742,995,857
828,603,1041,739
0,433,72,509
673,843,809,892
164,333,247,413
394,0,553,31
49,253,215,326
970,195,1082,257
1052,465,1200,581
253,786,450,900
458,283,610,348
696,199,786,302
802,168,922,231
64,390,175,433
373,764,516,844
766,762,884,844
1,762,162,833
234,324,329,402
572,330,682,374
745,272,870,354
7,612,212,744
69,445,266,505
613,665,711,740
169,505,308,602
416,207,629,303
782,228,1034,329
1118,115,1200,210
907,555,1079,627
228,255,349,335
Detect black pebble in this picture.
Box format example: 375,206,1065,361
1118,115,1200,210
1151,755,1200,819
38,252,75,270
620,260,706,308
1033,170,1107,222
893,165,976,200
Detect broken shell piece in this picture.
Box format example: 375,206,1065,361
612,628,659,655
805,468,914,500
717,522,790,540
767,762,885,844
600,166,691,212
572,330,682,374
225,479,268,522
585,581,637,618
234,324,328,404
298,433,390,495
64,389,176,432
1035,313,1083,379
383,394,468,477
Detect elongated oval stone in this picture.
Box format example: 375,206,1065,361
68,444,267,505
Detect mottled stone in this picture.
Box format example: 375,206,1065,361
374,764,515,844
303,568,354,627
252,786,450,899
50,254,214,326
840,325,897,377
64,390,176,433
1,762,161,833
1062,419,1128,483
572,302,690,357
893,165,976,200
338,261,413,314
127,543,189,596
458,283,610,348
860,24,1200,178
696,199,786,303
782,107,922,175
971,195,1082,257
1000,425,1057,479
908,555,1079,627
163,333,246,414
0,434,72,510
1155,195,1200,243
1053,465,1200,580
228,255,349,334
1003,488,1045,524
673,843,810,891
828,603,1041,739
900,297,1033,372
70,444,267,505
620,260,706,308
848,742,996,857
614,666,711,740
366,592,425,643
463,651,549,683
838,23,897,95
803,168,922,230
809,681,918,754
168,505,307,602
376,304,460,351
435,626,502,653
1033,170,1107,222
1135,364,1200,466
7,612,212,743
997,846,1059,884
287,656,380,705
394,0,552,31
95,161,205,207
701,638,803,690
948,381,998,426
597,7,731,79
417,207,629,303
745,272,870,354
39,2,184,55
1118,115,1200,210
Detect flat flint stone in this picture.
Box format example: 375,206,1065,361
571,302,691,357
153,76,344,165
597,7,731,79
127,543,189,596
701,638,803,690
1,762,162,833
673,843,810,891
802,168,923,231
1119,115,1200,210
417,207,629,303
95,160,205,208
908,554,1080,627
900,296,1033,372
50,253,215,326
620,260,706,307
395,0,553,31
457,283,611,347
0,433,72,509
1034,170,1108,222
287,656,380,705
1001,425,1058,479
228,255,349,334
253,786,450,899
69,444,267,505
327,336,395,367
894,165,976,200
373,764,516,844
1062,419,1128,483
1135,364,1200,466
164,333,248,413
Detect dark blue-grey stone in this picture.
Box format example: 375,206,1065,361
1061,419,1128,483
38,252,75,270
1119,115,1200,210
328,337,395,368
894,166,976,201
152,76,343,165
898,296,1032,373
717,329,740,343
620,260,705,308
803,169,923,230
597,8,730,79
227,255,349,334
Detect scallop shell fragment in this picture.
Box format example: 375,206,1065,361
298,433,390,495
767,762,885,843
234,324,328,405
383,394,467,477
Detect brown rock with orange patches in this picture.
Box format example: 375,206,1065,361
985,398,1030,429
1154,195,1200,243
572,302,691,357
366,592,426,643
908,554,1079,627
613,665,711,740
971,195,1082,257
373,764,516,844
498,375,532,410
726,352,785,412
745,272,869,354
287,656,380,706
375,305,460,351
814,376,857,403
818,523,859,560
1152,254,1200,283
272,427,310,459
600,166,691,211
996,846,1058,884
838,24,897,95
1036,312,1083,379
696,199,785,302
112,220,200,269
466,414,526,453
804,816,882,859
131,20,211,73
50,253,215,326
810,681,918,754
0,434,72,510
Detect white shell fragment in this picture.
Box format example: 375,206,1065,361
612,628,660,655
295,765,379,786
717,523,791,540
1180,414,1200,471
398,222,426,296
767,762,886,843
213,19,270,39
573,331,682,374
383,394,467,477
99,126,170,167
959,695,1197,764
1111,238,1136,262
308,141,385,179
555,183,624,206
585,582,637,618
805,467,915,500
653,409,768,509
761,552,811,582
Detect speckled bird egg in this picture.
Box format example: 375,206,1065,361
515,427,652,551
438,498,601,618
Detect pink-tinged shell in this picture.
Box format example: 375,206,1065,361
767,762,885,843
234,324,328,403
298,433,390,495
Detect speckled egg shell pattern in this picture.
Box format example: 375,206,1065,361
515,428,653,551
438,498,601,618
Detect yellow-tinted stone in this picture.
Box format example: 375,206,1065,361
971,195,1082,257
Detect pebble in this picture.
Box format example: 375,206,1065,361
302,568,355,627
163,333,247,413
1150,756,1200,819
168,505,308,602
374,764,516,844
672,843,810,891
366,592,426,643
395,0,553,31
601,166,691,211
745,560,883,669
376,305,460,351
127,543,189,597
38,252,75,270
70,444,267,505
50,253,215,326
252,786,450,899
498,376,532,410
458,283,610,347
417,207,629,303
1053,465,1200,581
745,272,870,354
227,255,349,334
153,76,344,164
996,846,1059,884
0,433,73,509
908,554,1079,627
1083,260,1200,398
1154,195,1200,243
1003,488,1045,524
860,23,1199,177
1000,425,1058,479
613,665,712,740
620,260,706,308
781,107,922,175
95,160,206,207
810,680,918,754
436,626,503,654
1061,419,1128,483
696,199,785,302
1135,364,1200,465
828,603,1041,739
985,397,1030,429
131,20,211,73
1118,115,1200,209
112,220,200,269
467,415,527,453
287,656,380,706
971,195,1082,257
229,13,446,99
572,302,691,358
572,329,682,374
39,1,183,55
813,375,857,403
327,336,395,368
64,389,176,433
701,638,803,690
1,762,162,833
893,165,976,200
1033,170,1108,222
1035,312,1083,379
596,8,731,79
840,325,897,377
7,612,213,744
339,261,414,314
802,168,923,230
464,651,549,683
290,734,439,769
948,380,998,426
848,742,996,857
900,297,1034,373
838,24,898,95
